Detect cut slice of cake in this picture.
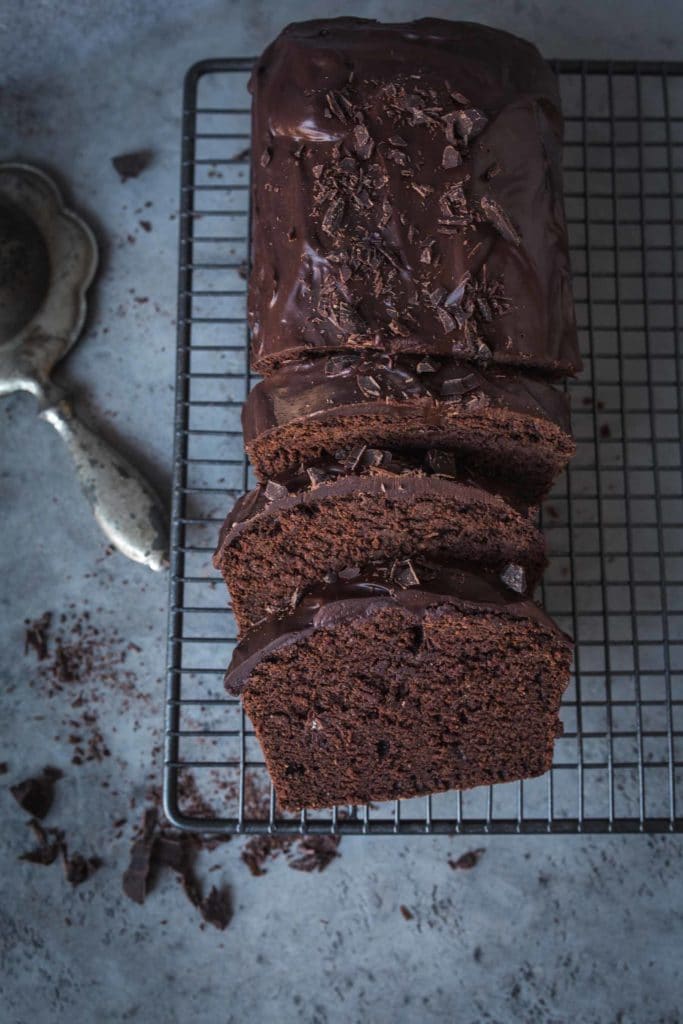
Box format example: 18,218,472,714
224,564,573,811
243,356,574,505
214,448,546,633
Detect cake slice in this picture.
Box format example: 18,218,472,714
214,448,546,633
249,18,579,375
243,355,574,504
224,565,573,810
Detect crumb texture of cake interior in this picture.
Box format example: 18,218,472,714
223,566,573,811
248,17,581,376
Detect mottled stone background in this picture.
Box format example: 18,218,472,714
1,2,681,1022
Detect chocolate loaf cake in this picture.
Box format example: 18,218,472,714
248,18,580,375
224,565,573,810
243,355,574,504
214,448,546,632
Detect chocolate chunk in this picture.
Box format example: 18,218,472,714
387,135,408,147
10,767,63,819
111,150,153,182
480,196,521,246
61,849,102,887
287,834,340,872
241,835,291,876
357,375,382,398
325,90,348,122
122,808,158,905
425,449,460,477
307,466,331,487
436,307,456,333
444,274,470,308
392,559,421,588
342,445,368,471
353,124,374,160
416,357,438,374
361,448,386,468
321,197,345,235
450,90,471,105
447,108,488,144
442,145,462,169
265,480,289,502
200,885,233,930
325,353,357,377
338,566,361,581
501,564,527,594
260,148,272,167
428,286,447,307
400,905,415,920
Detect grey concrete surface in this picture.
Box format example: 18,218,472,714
1,2,682,1022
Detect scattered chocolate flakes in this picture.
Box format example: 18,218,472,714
10,767,63,819
24,612,52,660
448,848,485,870
264,480,289,502
111,150,153,182
500,564,527,595
200,885,233,930
480,195,521,246
400,905,414,921
442,145,462,169
392,559,421,589
287,835,340,873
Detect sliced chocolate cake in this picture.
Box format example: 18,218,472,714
224,564,573,810
243,356,574,504
214,448,546,632
248,18,580,375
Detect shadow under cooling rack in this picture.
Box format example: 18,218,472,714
165,59,683,835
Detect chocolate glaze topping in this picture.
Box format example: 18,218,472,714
214,447,533,556
224,562,572,695
242,354,571,445
248,18,580,375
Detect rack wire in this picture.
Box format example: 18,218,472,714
164,59,683,835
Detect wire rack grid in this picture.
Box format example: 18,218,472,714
164,58,683,835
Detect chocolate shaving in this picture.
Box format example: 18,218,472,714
10,767,63,819
19,819,64,866
200,885,233,929
61,849,102,887
321,197,345,235
480,195,521,245
500,564,527,594
260,148,272,168
325,91,348,122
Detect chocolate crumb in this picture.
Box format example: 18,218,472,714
24,612,52,660
139,220,152,232
399,905,414,921
442,145,462,169
265,480,289,502
200,885,233,930
391,559,421,589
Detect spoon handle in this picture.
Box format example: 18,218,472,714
40,396,169,571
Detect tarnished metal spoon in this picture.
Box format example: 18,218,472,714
0,163,168,571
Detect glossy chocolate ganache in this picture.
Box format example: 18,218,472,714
224,562,571,695
248,18,581,375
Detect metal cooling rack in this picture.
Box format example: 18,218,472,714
165,59,683,835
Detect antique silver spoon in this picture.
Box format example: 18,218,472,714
0,163,168,571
